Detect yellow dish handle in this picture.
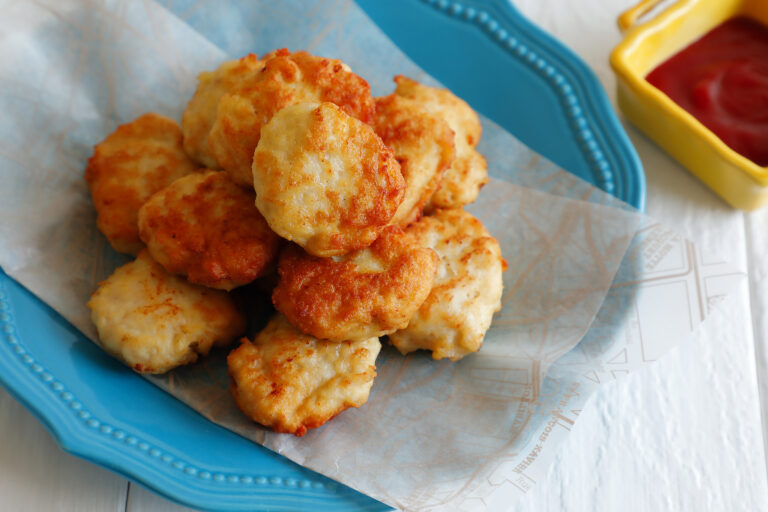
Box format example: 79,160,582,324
618,0,664,32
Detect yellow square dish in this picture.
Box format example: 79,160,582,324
610,0,768,210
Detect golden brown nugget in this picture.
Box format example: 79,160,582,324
273,226,438,341
182,53,267,169
389,209,503,361
85,113,199,255
253,102,404,257
228,314,380,436
138,171,281,290
393,76,488,209
87,250,246,374
373,94,455,227
208,49,376,187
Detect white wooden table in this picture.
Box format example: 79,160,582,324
2,1,768,510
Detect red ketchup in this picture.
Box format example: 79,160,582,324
647,17,768,166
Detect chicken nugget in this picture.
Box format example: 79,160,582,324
273,226,438,341
389,209,504,361
182,53,267,169
373,94,455,227
228,314,380,436
85,113,199,255
253,102,404,257
87,250,246,374
393,76,488,209
138,171,281,290
208,49,375,187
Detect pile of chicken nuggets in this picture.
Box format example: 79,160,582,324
85,49,505,436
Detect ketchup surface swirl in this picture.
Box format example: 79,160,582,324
647,17,768,166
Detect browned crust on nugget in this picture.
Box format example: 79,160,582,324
392,76,489,210
85,113,198,255
209,49,376,186
272,226,439,341
228,315,380,436
389,208,504,360
87,250,246,374
182,53,267,168
253,102,405,257
138,171,281,290
373,94,455,227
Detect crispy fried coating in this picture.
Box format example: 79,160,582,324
273,226,438,341
393,76,488,209
228,314,380,436
373,94,455,227
138,171,281,290
208,49,376,187
182,54,267,169
389,209,503,361
85,113,199,255
87,250,246,374
253,102,404,257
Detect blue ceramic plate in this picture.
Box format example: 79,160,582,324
0,1,644,511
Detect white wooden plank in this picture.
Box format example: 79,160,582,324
126,483,197,512
512,0,768,510
0,388,128,512
513,279,767,511
744,208,768,478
